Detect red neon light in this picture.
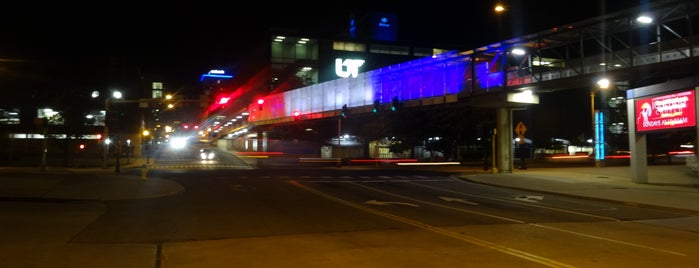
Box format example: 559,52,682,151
635,90,696,132
605,155,631,159
668,150,694,155
549,155,590,159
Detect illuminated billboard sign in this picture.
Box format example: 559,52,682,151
635,89,696,132
335,58,365,78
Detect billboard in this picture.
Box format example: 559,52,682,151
635,89,696,132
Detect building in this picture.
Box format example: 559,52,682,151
202,12,461,158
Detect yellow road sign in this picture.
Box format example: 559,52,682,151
515,121,527,136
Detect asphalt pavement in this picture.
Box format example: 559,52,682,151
1,157,698,268
0,157,697,213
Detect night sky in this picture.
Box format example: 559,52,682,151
1,0,645,98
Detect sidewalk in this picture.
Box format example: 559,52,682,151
0,160,185,201
460,163,699,213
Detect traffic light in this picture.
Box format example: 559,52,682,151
341,104,349,118
165,94,176,109
257,98,265,111
373,100,381,113
391,97,401,111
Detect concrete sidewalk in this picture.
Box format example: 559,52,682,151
460,164,699,213
0,161,185,201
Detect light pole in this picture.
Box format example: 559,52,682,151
102,99,110,169
493,2,506,40
591,78,610,167
102,90,122,170
142,129,151,164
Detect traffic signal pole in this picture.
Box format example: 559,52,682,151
102,98,110,169
337,116,342,167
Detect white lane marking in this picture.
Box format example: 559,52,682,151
440,196,480,205
365,200,419,207
290,180,576,268
514,195,544,203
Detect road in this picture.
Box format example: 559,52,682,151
3,147,699,267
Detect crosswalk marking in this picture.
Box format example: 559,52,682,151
143,166,452,182
149,164,254,169
209,175,453,182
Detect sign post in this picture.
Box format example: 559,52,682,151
514,121,528,169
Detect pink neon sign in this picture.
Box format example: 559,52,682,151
635,89,696,132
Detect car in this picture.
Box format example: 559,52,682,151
199,148,215,160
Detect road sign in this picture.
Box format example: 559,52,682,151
515,121,527,145
515,121,527,136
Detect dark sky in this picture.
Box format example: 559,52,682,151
0,0,645,97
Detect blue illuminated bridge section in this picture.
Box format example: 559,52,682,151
242,0,699,127
248,51,474,125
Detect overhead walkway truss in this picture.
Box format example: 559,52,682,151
225,0,699,173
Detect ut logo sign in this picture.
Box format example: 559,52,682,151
335,58,365,78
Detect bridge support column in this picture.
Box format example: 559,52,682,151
627,99,648,183
257,131,268,152
496,107,513,173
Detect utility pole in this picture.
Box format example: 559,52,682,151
337,116,342,167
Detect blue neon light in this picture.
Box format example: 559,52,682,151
200,74,234,81
594,111,605,160
349,18,356,39
371,12,397,42
368,52,468,104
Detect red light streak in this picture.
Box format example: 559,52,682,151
234,151,284,156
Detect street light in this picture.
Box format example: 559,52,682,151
494,3,506,13
142,129,151,164
591,78,610,167
102,90,122,170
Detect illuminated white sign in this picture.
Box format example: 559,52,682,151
335,58,365,78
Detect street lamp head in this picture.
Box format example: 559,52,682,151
494,3,506,13
597,78,610,90
511,48,526,56
112,91,123,99
636,15,653,24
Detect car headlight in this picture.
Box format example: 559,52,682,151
200,152,215,160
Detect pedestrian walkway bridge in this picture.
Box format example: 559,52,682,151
215,0,699,174
240,0,699,126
